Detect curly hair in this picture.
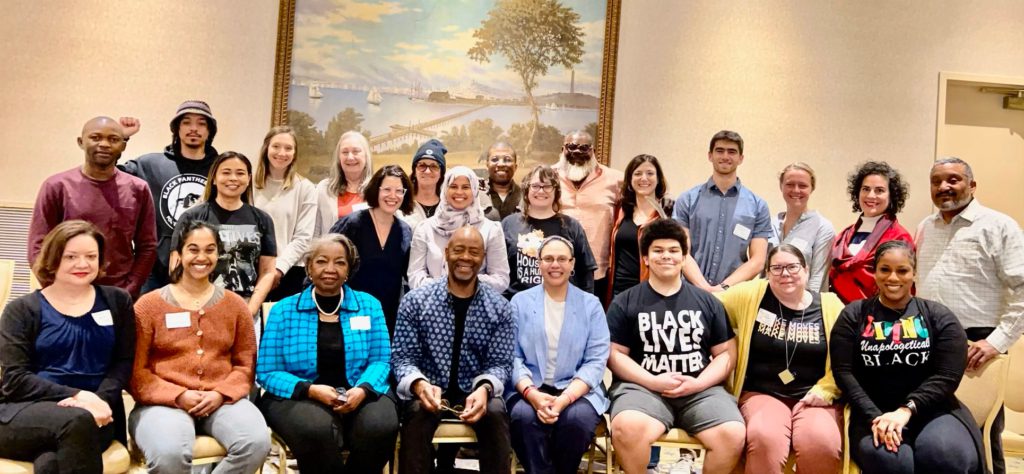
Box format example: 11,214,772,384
846,161,909,215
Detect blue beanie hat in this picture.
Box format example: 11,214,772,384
412,139,447,175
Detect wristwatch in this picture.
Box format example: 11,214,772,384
478,381,494,399
903,400,917,415
721,283,731,290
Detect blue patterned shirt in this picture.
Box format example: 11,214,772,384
392,279,515,400
256,285,391,398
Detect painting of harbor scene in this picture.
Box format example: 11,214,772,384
280,0,611,182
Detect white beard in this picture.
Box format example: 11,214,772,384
560,154,597,182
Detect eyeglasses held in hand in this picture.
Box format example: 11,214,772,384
439,399,465,415
767,263,803,276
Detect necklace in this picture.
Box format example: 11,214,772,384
313,290,342,315
172,284,215,311
777,292,809,385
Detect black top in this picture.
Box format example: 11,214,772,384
612,214,641,297
314,320,346,389
830,297,966,422
501,213,597,298
422,203,439,218
446,294,473,399
743,291,826,399
607,281,734,379
330,209,412,334
0,286,136,443
174,200,278,297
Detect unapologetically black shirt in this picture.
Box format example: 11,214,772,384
743,291,826,399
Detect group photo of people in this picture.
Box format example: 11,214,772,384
0,97,1022,474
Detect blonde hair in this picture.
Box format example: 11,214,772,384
328,131,373,196
255,126,300,191
779,162,817,190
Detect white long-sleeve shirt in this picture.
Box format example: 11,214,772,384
407,217,510,293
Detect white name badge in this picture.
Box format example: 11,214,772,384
352,202,370,212
92,310,113,327
733,223,751,240
755,308,777,328
165,312,192,329
350,315,371,331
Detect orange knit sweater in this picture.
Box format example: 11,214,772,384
129,289,256,406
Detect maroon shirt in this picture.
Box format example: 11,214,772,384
29,167,157,297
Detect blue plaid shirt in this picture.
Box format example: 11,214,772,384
392,279,514,400
256,285,391,398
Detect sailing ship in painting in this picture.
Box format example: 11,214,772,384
366,87,383,106
308,83,323,99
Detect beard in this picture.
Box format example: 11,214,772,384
560,153,597,182
937,194,972,212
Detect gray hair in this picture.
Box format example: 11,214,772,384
933,157,974,182
328,131,374,196
304,233,360,276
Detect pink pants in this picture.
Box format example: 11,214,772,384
738,391,843,474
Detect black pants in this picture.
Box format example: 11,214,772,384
966,327,1005,474
851,412,979,474
266,266,308,303
259,393,399,474
400,398,511,474
0,402,116,474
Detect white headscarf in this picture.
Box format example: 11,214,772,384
432,166,484,238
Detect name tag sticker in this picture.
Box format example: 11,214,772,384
790,237,810,251
352,202,370,212
165,312,192,329
350,315,371,331
733,223,751,240
755,308,777,328
92,310,113,326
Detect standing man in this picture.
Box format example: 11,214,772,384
482,141,522,221
553,130,623,299
606,219,745,474
673,130,772,292
392,226,515,473
120,100,219,291
29,117,157,298
916,157,1024,474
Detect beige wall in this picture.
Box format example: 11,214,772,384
611,0,1024,229
0,1,279,206
3,0,1024,231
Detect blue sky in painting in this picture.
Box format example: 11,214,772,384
291,0,607,97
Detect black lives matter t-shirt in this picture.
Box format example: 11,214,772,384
743,291,827,399
607,281,734,379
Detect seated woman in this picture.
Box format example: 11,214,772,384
0,221,135,472
501,164,596,299
829,161,913,303
408,165,510,292
716,244,844,474
507,236,609,474
130,220,270,474
257,234,397,473
830,240,983,473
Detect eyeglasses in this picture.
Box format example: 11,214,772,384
416,162,441,173
380,187,407,197
564,143,592,153
439,399,465,415
529,183,554,192
488,155,515,165
767,263,803,276
541,256,572,265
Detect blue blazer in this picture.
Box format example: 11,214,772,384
506,284,610,414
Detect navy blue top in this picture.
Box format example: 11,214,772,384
34,288,115,392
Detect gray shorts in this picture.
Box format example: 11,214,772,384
609,382,743,435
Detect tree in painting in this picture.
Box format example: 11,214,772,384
469,0,585,157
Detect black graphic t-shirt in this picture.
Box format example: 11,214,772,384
174,201,277,297
500,213,597,298
607,281,734,379
744,291,826,399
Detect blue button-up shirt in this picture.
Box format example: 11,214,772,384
673,177,772,285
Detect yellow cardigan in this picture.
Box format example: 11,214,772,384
715,279,844,403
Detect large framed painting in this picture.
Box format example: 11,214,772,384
271,0,621,183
